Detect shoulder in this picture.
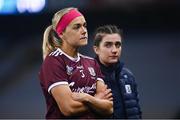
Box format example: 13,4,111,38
79,54,95,60
119,66,138,89
40,50,66,77
48,49,63,57
79,54,101,69
120,66,136,82
121,67,134,76
43,50,65,66
79,54,97,64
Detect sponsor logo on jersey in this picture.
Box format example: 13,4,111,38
88,67,96,76
77,65,84,69
66,65,73,75
72,83,96,94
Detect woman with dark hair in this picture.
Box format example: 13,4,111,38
93,25,142,119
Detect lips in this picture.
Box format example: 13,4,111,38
109,56,118,58
80,36,87,40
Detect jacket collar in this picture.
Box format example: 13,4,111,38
95,56,124,73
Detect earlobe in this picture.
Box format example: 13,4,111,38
59,33,63,40
59,32,62,36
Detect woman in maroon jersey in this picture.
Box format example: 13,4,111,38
39,7,113,119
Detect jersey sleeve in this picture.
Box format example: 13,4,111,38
94,60,104,82
39,56,68,94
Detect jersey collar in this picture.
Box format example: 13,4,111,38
57,48,80,62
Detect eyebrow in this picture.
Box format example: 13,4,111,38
104,41,113,44
73,22,86,26
104,41,121,44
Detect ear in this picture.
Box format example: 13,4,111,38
93,46,99,55
59,33,63,39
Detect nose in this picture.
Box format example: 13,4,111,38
81,26,87,35
111,45,118,54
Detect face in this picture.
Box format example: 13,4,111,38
94,33,122,66
60,16,88,48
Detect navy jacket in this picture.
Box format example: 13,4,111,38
96,57,142,119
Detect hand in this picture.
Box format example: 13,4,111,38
94,85,113,101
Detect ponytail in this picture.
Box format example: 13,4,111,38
42,25,61,60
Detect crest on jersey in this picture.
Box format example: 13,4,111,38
125,84,132,94
66,65,73,75
88,67,96,76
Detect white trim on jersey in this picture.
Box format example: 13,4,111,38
49,49,61,56
97,78,104,83
79,54,94,60
48,81,69,94
57,48,80,62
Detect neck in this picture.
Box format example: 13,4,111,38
95,56,118,68
60,45,78,58
99,58,111,67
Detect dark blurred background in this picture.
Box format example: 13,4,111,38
0,0,180,118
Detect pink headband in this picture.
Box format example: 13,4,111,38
55,9,82,35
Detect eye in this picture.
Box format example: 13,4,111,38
104,42,113,48
115,42,122,48
73,24,81,30
83,23,87,28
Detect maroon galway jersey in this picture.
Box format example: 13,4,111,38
39,48,104,119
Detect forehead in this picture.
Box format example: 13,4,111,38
102,33,121,43
68,16,86,26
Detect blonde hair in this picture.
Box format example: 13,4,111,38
42,7,77,60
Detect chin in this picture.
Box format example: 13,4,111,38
109,59,118,64
81,41,88,45
79,43,87,47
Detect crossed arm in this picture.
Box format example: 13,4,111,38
51,80,113,117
